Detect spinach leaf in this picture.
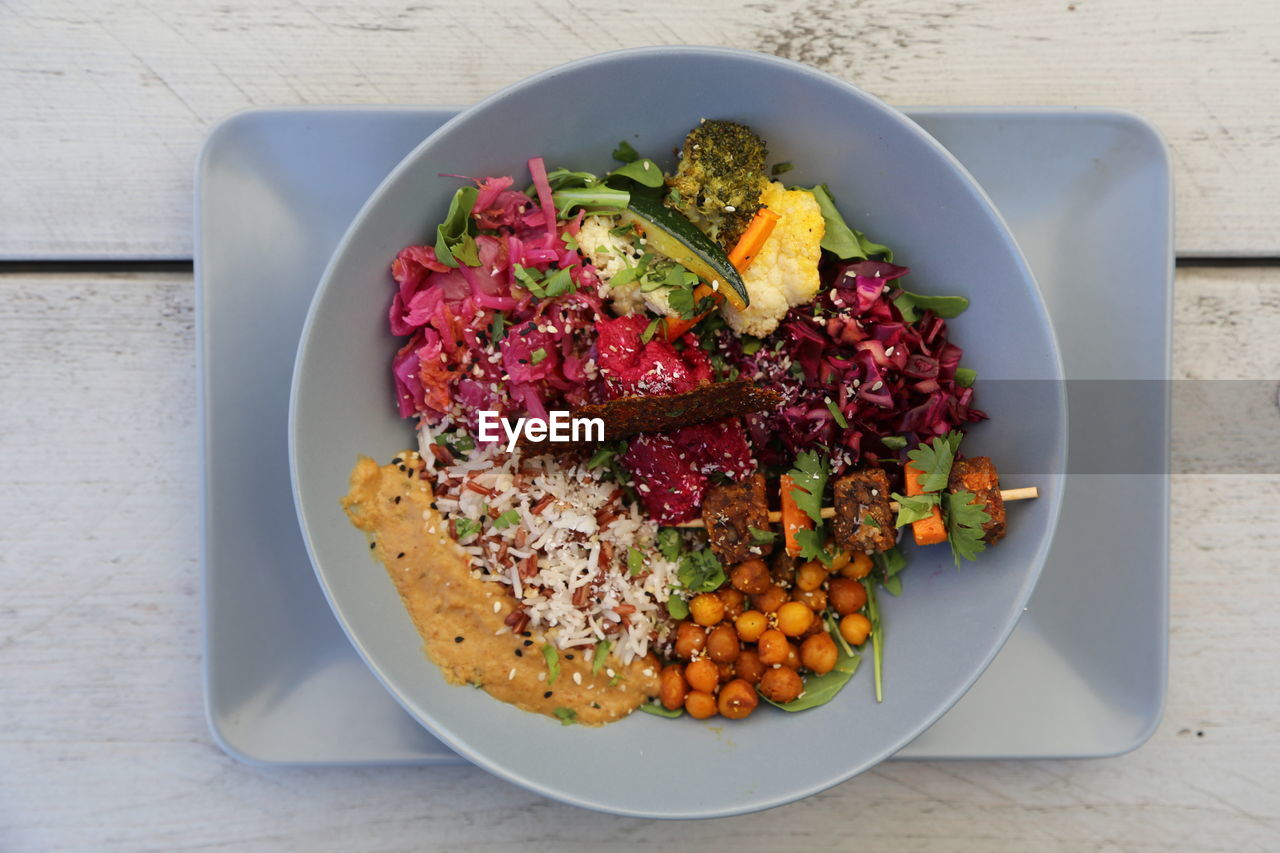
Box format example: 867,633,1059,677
434,186,480,267
806,184,894,262
760,645,861,712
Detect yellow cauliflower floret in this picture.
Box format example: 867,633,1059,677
722,182,825,337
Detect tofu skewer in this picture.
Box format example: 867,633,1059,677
671,486,1037,529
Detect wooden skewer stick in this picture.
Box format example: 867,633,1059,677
673,486,1039,529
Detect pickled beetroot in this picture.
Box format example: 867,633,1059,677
595,315,712,399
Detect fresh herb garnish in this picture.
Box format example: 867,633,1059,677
492,509,521,530
906,430,964,493
608,157,665,188
741,336,764,356
611,140,639,163
489,311,507,342
873,546,907,597
863,578,884,702
437,431,475,459
944,490,991,565
825,398,849,429
881,435,908,450
954,367,977,387
748,527,778,544
592,641,612,676
434,185,480,267
626,547,646,576
640,317,661,344
454,517,481,542
793,528,834,566
553,707,578,726
893,289,970,322
530,347,548,365
541,644,560,684
787,450,829,525
890,491,941,527
677,549,725,593
656,527,684,563
771,161,794,176
666,594,689,620
639,700,683,718
806,184,894,262
862,514,881,530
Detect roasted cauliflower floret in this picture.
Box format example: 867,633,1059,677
721,182,825,337
666,120,770,249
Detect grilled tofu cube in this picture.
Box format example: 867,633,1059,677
948,456,1006,543
832,469,896,553
701,473,771,565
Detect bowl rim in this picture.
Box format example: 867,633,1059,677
288,44,1067,817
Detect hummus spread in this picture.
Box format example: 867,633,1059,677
341,452,660,725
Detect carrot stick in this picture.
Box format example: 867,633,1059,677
904,461,948,546
727,208,781,273
780,473,813,556
663,284,720,341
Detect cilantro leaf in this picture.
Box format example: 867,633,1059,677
530,347,548,365
787,451,829,525
492,509,521,530
677,549,725,593
666,594,689,620
489,311,507,342
862,514,881,530
881,435,908,450
905,431,964,493
626,547,645,576
748,527,778,544
656,528,683,563
944,490,992,565
890,491,940,527
793,528,833,566
553,707,577,726
541,644,560,684
640,317,661,344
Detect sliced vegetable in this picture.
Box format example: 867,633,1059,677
726,207,781,273
620,195,750,310
904,460,947,546
780,473,812,557
662,284,720,340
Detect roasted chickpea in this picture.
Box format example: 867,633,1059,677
689,593,725,627
717,587,746,620
757,628,790,665
718,678,760,720
776,601,814,637
735,648,765,684
685,658,719,693
840,550,874,580
801,631,839,675
717,660,734,683
800,610,827,638
792,587,827,612
840,612,873,646
795,561,827,592
673,621,706,659
752,584,789,614
659,664,687,710
706,623,741,663
730,558,771,595
735,610,768,643
685,690,718,719
784,642,801,670
828,546,851,572
770,552,796,586
828,576,869,615
758,665,804,703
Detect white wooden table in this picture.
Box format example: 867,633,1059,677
2,2,1278,850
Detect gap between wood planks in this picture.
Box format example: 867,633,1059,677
2,258,1279,276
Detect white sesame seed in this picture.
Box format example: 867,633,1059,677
573,672,582,685
493,601,502,613
508,668,516,680
872,380,884,391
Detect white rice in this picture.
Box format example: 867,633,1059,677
418,424,679,663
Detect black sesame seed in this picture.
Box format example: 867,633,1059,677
369,542,376,549
523,639,533,646
521,631,532,637
397,552,405,559
565,654,574,660
394,495,401,504
514,649,523,657
454,636,464,643
543,691,553,698
392,457,402,465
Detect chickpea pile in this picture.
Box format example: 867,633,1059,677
659,547,877,720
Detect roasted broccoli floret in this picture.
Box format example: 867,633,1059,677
666,120,769,248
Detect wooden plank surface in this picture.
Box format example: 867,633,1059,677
0,0,1277,260
1,266,1277,850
